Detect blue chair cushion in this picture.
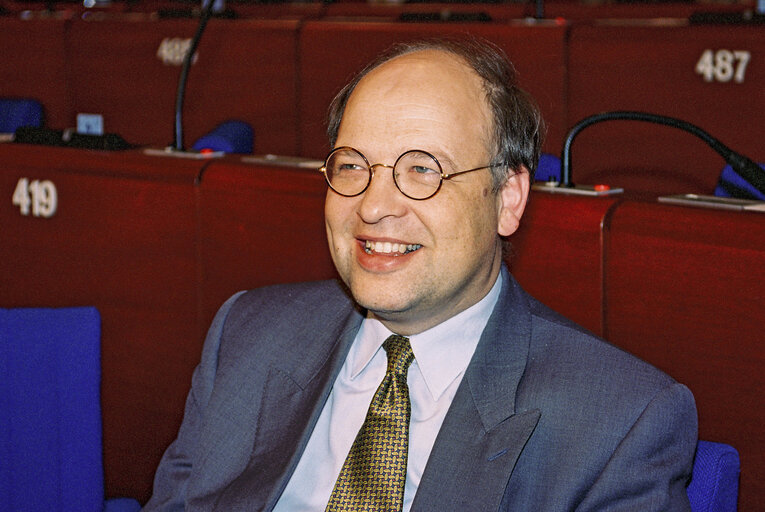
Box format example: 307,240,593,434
687,440,740,512
0,307,104,512
535,153,562,183
0,98,44,133
192,120,253,154
714,163,765,201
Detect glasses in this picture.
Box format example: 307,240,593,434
319,146,497,200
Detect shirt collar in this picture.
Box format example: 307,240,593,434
349,272,503,400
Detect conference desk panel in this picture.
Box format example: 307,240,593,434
567,22,765,197
0,17,72,130
322,2,748,22
196,157,337,336
604,201,765,511
508,191,620,337
322,3,528,21
0,143,205,503
297,20,568,160
66,16,300,154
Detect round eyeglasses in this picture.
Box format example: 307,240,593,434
319,146,497,201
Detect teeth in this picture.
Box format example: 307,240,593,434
365,240,422,255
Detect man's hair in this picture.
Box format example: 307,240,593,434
326,37,544,191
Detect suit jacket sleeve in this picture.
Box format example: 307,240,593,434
576,382,697,512
142,291,246,512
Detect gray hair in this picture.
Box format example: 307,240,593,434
326,37,544,190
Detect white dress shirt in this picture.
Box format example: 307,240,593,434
274,274,502,511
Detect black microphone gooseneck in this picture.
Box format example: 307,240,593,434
173,0,216,151
535,0,544,20
561,111,765,198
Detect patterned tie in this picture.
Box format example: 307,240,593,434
326,334,415,512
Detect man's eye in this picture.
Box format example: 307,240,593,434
337,163,365,172
411,165,438,175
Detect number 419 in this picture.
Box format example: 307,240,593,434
12,178,58,218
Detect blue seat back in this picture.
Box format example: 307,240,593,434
192,119,254,154
688,440,740,512
0,307,104,512
0,98,44,133
714,163,765,201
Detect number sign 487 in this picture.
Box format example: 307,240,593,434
695,49,751,83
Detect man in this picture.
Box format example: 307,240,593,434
143,38,697,511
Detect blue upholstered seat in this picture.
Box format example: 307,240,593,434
0,307,141,512
192,119,253,154
0,98,43,133
714,162,765,201
688,440,740,512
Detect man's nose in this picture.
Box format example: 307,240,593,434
357,164,407,223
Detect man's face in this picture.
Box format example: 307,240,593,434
325,50,528,335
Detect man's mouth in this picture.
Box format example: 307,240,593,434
364,240,422,256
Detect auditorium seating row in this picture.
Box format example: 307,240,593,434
1,10,763,196
1,142,763,508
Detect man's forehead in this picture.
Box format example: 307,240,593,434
363,48,477,85
338,48,493,164
346,49,487,118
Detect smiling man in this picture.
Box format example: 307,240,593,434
143,39,697,511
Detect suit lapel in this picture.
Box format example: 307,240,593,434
412,269,540,511
189,288,363,511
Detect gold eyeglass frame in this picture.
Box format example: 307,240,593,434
319,146,497,201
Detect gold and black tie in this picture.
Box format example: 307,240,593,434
326,334,415,512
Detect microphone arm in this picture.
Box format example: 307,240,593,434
560,111,765,198
173,0,216,151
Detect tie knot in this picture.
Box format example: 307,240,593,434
383,335,414,376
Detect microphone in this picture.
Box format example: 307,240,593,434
559,111,765,199
172,0,217,152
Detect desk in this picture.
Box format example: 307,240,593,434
297,20,568,159
67,16,300,154
197,157,336,335
509,191,621,336
0,17,72,130
567,22,765,196
0,143,204,502
605,200,765,511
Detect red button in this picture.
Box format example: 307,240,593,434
594,184,611,192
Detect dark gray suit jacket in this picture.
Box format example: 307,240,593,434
143,268,697,511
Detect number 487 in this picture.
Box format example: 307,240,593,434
695,49,751,83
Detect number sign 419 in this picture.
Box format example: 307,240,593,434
12,178,58,217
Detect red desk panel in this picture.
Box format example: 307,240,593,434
567,22,765,197
297,20,568,160
0,16,72,130
550,2,754,20
66,16,300,154
322,2,750,22
604,201,765,511
323,3,527,21
508,191,620,336
0,143,205,503
197,158,337,335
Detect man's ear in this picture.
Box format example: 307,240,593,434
497,167,530,237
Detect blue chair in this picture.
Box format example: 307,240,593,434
535,153,563,183
687,440,740,512
0,98,44,133
0,307,141,512
192,119,253,154
714,162,765,201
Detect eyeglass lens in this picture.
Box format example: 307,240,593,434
325,148,442,199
